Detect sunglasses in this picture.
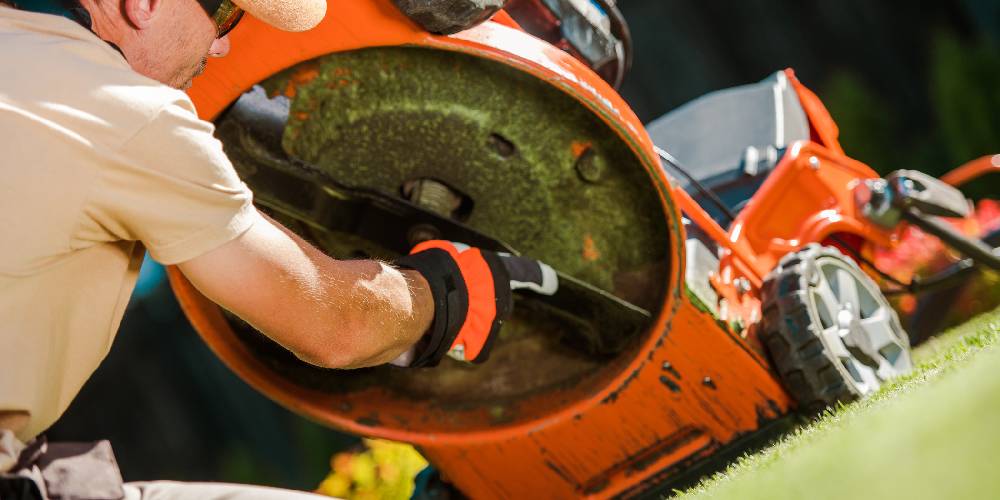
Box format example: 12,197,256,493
198,0,245,38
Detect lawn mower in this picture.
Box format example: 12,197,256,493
166,1,1000,497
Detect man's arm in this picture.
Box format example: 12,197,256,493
178,209,433,369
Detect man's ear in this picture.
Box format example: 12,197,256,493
121,0,162,30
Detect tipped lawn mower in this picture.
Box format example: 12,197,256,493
167,1,1000,497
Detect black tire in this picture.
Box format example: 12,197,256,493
761,244,913,415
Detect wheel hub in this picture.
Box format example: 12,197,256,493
812,257,912,394
838,304,879,368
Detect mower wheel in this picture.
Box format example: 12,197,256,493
761,244,912,415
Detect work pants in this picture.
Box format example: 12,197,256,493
123,481,330,500
1,431,332,500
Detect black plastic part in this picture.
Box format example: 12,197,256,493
395,248,470,367
504,0,630,88
0,477,43,500
879,227,998,297
902,209,1000,271
906,227,1000,343
392,0,506,35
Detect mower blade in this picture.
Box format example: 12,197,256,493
540,271,652,351
222,86,652,346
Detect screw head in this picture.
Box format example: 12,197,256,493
575,150,603,183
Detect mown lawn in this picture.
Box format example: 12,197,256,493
676,305,1000,500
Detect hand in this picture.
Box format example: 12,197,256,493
394,240,557,366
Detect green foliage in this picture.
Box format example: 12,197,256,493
823,31,999,200
316,439,429,500
822,70,897,173
930,33,1000,177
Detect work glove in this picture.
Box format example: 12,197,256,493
394,240,558,366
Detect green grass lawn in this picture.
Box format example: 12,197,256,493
677,306,1000,500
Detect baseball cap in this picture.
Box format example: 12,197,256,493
229,0,326,32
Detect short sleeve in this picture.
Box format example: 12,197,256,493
84,98,256,265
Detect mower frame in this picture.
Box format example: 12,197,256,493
166,2,982,498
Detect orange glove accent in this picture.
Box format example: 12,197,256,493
395,241,556,366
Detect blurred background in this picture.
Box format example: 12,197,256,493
46,0,999,493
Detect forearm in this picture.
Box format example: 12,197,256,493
180,211,434,370
301,260,433,369
259,221,435,368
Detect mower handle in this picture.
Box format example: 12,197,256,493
901,209,1000,272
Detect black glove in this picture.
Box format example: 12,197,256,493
394,240,558,366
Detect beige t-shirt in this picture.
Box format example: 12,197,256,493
0,7,257,441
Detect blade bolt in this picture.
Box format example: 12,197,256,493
575,150,603,183
407,224,442,246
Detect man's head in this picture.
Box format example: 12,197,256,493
78,0,326,90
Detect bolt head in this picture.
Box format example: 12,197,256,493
407,224,442,246
575,151,603,183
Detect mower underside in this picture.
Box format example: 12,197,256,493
216,45,673,427
172,6,798,496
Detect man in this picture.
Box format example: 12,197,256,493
0,0,555,497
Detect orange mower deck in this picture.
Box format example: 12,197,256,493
166,1,932,497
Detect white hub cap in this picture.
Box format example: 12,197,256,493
809,256,912,396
